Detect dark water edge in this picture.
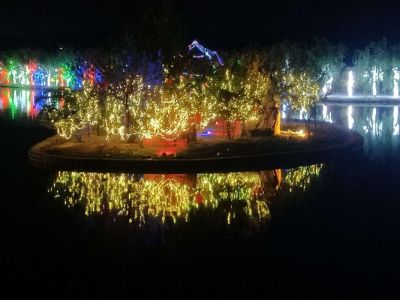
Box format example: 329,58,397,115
1,117,400,298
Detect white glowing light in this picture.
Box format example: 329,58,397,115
322,76,333,95
372,67,378,96
394,106,399,136
299,107,307,120
371,66,383,97
347,71,354,97
347,105,354,129
394,68,399,97
321,104,333,123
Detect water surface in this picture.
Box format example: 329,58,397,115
2,88,400,297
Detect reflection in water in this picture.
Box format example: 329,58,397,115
393,107,399,136
0,87,51,119
347,105,354,129
318,104,400,158
283,164,323,192
48,165,323,227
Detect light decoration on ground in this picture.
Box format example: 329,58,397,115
347,71,354,97
188,40,224,66
394,68,400,97
280,129,306,138
0,59,101,89
49,171,274,226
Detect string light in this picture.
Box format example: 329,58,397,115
188,40,224,66
0,59,101,89
347,71,354,97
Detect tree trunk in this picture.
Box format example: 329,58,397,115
273,111,281,135
187,124,197,143
273,95,281,135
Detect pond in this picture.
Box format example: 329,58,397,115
2,88,399,297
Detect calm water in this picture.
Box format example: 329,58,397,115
2,88,400,297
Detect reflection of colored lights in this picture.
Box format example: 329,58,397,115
0,87,44,118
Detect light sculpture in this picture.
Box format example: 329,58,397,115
188,40,224,66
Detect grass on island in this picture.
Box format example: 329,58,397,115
34,123,352,160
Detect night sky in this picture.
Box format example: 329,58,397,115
1,0,400,51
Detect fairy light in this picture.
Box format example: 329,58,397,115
188,40,224,65
394,68,399,97
48,166,324,227
347,71,354,97
0,59,101,89
47,83,101,139
282,164,323,192
372,66,378,96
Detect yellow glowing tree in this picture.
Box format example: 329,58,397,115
209,57,270,139
176,75,218,142
105,75,148,141
46,83,101,141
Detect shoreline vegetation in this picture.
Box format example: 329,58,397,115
29,122,363,173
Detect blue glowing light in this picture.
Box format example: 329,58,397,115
188,40,224,66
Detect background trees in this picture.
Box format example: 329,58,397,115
353,38,388,95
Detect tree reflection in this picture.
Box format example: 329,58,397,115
49,165,323,228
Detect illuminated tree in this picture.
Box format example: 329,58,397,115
208,54,271,139
105,75,148,141
44,84,101,141
306,38,346,95
174,75,218,142
139,81,192,140
262,43,323,135
353,38,389,95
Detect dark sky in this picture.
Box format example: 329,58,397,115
1,0,399,50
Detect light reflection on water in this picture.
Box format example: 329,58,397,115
317,103,400,158
48,165,323,227
0,87,52,119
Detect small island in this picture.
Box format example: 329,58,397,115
29,121,363,173
27,41,363,172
